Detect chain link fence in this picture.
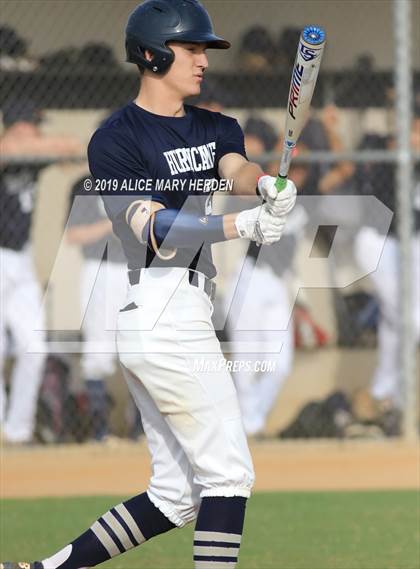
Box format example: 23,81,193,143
1,0,419,444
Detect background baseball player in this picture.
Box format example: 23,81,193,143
0,99,82,445
2,1,297,568
67,175,129,441
227,146,310,437
353,112,420,434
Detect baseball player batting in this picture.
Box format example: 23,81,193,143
2,1,297,567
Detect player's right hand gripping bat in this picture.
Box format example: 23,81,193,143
276,26,326,192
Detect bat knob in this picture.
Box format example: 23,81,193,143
303,26,326,45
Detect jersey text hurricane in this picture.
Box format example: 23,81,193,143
163,142,216,175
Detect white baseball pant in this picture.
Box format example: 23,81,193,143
354,228,420,404
116,267,254,527
0,246,46,442
226,257,294,435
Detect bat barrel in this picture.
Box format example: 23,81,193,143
276,25,326,191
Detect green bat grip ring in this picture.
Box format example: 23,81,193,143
275,176,287,192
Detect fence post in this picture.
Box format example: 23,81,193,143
394,0,417,440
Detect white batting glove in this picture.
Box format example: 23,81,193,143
257,175,297,216
235,203,286,245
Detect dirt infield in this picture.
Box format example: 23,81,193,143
1,440,418,499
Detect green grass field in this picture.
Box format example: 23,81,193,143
1,491,419,569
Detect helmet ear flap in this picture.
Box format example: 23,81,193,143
160,43,175,72
125,36,174,73
149,47,175,73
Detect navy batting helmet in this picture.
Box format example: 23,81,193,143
125,0,230,73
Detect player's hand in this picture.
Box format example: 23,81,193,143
257,175,297,216
235,203,286,245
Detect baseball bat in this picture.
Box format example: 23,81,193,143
275,26,326,192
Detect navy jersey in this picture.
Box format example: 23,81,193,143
88,102,246,278
0,163,46,251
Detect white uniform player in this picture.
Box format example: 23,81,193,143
353,126,420,434
67,177,128,440
227,236,296,437
355,227,420,404
0,99,82,445
0,215,46,444
226,126,311,438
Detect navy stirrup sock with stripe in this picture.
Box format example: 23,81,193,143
40,493,175,569
194,497,247,568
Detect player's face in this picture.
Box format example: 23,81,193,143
165,42,209,98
